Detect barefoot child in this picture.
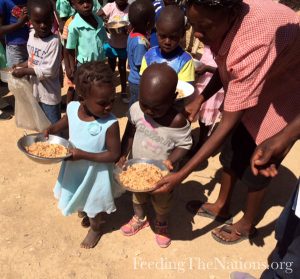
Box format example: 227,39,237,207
98,0,129,103
44,61,121,249
118,63,192,248
140,5,195,84
127,0,155,106
12,0,61,124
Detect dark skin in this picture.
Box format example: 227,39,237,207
45,83,121,249
0,6,28,37
156,15,184,55
154,3,267,242
117,63,188,223
67,0,98,81
11,5,53,78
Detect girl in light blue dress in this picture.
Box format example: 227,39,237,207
44,61,121,249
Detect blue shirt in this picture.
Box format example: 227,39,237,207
127,32,150,85
0,0,29,45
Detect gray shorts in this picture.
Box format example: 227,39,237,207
6,44,28,67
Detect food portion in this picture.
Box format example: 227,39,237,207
176,88,185,98
25,142,69,158
118,163,168,191
110,22,127,29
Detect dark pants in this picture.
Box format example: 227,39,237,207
129,82,139,107
261,187,300,278
39,102,61,124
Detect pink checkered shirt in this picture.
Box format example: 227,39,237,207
214,0,300,144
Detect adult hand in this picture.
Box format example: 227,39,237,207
151,172,184,194
184,94,205,122
251,134,293,177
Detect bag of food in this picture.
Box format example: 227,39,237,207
8,76,51,132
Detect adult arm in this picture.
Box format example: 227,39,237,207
184,69,223,122
251,114,300,177
71,121,121,163
152,109,244,194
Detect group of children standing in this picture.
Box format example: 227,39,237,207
0,0,225,249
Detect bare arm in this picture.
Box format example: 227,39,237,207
44,114,69,137
0,10,28,37
152,109,244,194
66,49,76,81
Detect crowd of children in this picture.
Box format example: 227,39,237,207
0,2,299,269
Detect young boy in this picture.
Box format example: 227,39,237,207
118,63,192,248
12,0,62,124
98,0,129,103
0,0,29,67
66,0,107,81
140,5,195,84
127,0,155,106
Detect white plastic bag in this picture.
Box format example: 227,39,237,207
8,76,50,132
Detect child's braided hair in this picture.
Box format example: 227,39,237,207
74,61,114,98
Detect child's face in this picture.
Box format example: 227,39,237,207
71,0,93,16
83,83,115,118
30,7,53,38
115,0,128,10
139,99,171,119
156,21,183,54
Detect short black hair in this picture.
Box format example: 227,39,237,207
27,0,53,15
128,0,155,30
74,61,114,98
187,0,243,10
157,5,185,33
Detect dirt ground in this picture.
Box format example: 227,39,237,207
0,82,299,279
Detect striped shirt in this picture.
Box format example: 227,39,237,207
214,0,300,144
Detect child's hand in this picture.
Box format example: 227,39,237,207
12,68,27,78
17,7,29,26
68,148,83,161
163,160,174,171
43,128,50,139
116,156,127,168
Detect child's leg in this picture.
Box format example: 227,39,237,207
121,193,149,236
152,192,173,248
118,57,127,94
108,57,117,73
80,212,104,249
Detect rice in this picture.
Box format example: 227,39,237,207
25,142,68,158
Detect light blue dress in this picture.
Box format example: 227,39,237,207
54,101,117,218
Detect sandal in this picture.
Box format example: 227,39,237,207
186,200,233,224
154,221,171,248
211,224,257,245
120,215,149,236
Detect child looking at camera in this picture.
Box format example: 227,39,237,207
118,63,192,248
140,5,195,84
44,61,121,249
12,0,61,124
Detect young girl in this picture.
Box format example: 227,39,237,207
44,61,121,249
98,0,129,103
194,45,224,147
118,63,192,248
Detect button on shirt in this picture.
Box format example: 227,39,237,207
214,0,300,145
66,13,107,64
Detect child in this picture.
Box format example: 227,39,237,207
12,0,62,124
127,0,155,106
98,0,129,103
66,0,107,81
195,45,224,147
140,5,195,84
0,0,29,67
45,61,121,249
118,63,192,248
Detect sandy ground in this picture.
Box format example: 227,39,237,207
0,82,299,279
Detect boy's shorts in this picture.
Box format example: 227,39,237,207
219,123,281,191
133,191,173,216
6,44,28,67
104,43,127,60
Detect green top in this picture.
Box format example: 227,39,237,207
66,13,107,63
56,0,101,18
